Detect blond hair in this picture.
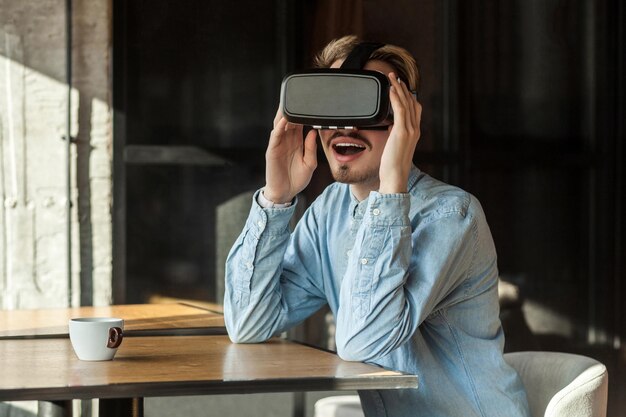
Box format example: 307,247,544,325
314,35,420,92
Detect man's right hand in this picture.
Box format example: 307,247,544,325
263,108,318,204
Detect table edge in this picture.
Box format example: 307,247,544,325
0,375,418,402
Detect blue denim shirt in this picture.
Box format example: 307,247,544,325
224,166,530,417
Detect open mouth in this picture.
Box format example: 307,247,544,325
333,143,367,156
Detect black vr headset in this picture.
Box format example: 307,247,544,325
280,42,417,130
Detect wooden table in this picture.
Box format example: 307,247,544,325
0,305,418,417
0,303,225,339
0,335,416,401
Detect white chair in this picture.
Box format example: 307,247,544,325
504,351,609,417
314,352,608,417
314,395,364,417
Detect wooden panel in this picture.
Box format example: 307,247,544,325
0,303,224,338
0,335,417,401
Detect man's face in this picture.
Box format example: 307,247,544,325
318,59,396,189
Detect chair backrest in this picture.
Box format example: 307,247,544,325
314,395,364,417
504,351,608,417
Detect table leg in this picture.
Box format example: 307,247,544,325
37,400,73,417
292,392,305,417
99,398,143,417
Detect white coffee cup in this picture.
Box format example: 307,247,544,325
69,317,124,361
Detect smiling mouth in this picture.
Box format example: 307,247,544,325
333,142,367,156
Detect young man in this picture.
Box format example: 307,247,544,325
224,35,530,417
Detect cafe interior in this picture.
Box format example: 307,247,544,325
0,0,624,416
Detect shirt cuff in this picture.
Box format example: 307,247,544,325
257,188,293,208
365,191,411,227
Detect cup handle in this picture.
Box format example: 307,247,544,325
107,327,124,348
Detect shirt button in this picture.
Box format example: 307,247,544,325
245,262,253,269
360,258,368,265
347,250,352,257
257,221,264,228
372,208,381,216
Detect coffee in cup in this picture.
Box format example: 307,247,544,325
69,317,124,361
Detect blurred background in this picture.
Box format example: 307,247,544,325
0,0,624,416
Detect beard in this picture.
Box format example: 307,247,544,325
331,163,379,186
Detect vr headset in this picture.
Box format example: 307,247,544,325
280,42,416,129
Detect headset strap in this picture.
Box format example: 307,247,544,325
340,42,385,69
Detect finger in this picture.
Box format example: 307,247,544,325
395,76,418,128
285,121,300,132
391,75,416,134
302,129,318,169
405,85,419,130
388,74,402,103
389,82,407,129
274,107,284,128
388,73,408,108
270,117,288,143
408,100,422,144
395,79,415,129
391,74,418,131
414,100,423,133
274,116,287,131
390,88,420,145
405,87,417,130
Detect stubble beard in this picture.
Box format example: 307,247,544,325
332,164,379,186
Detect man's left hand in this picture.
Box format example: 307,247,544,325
378,72,422,195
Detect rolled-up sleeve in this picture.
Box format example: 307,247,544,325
224,190,326,343
335,191,486,362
